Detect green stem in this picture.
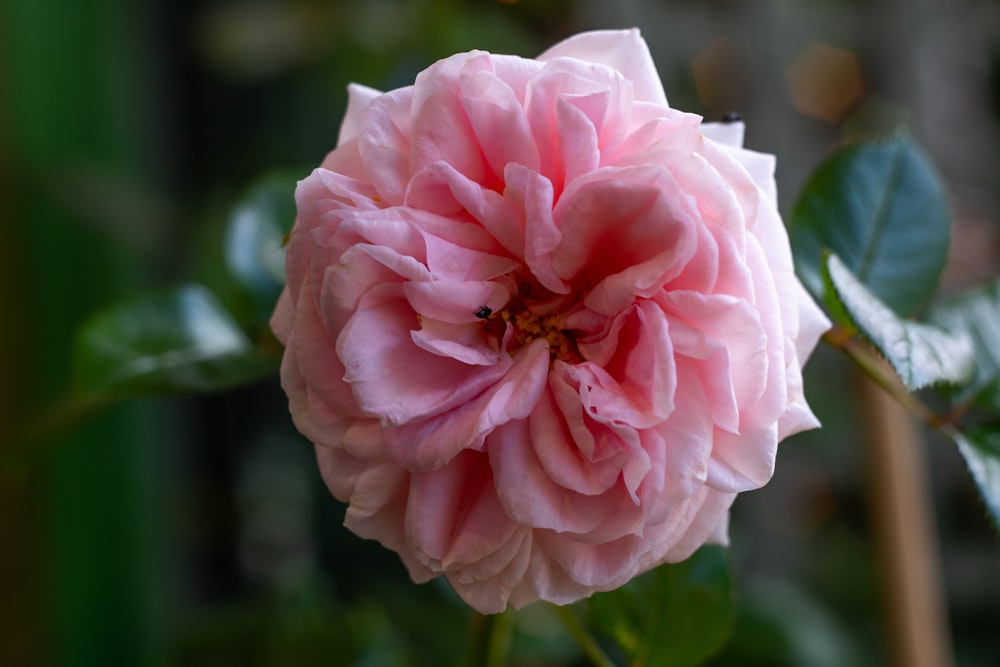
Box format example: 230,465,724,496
4,392,110,463
485,610,513,667
551,604,618,667
822,327,944,429
468,611,514,667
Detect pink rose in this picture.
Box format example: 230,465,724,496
271,29,829,613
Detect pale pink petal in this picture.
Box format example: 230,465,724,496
422,232,520,282
338,82,383,147
707,422,780,493
270,288,295,343
409,52,487,184
552,166,699,314
448,528,533,614
410,319,501,366
651,360,715,501
794,282,832,362
599,301,676,422
339,297,514,426
403,280,512,324
315,446,436,583
727,146,778,202
381,338,549,470
529,376,625,496
358,87,414,205
555,94,602,187
503,163,565,293
404,160,526,257
659,291,768,421
537,29,669,106
662,488,737,561
699,120,744,148
460,63,541,177
738,236,790,431
490,419,644,540
406,450,521,567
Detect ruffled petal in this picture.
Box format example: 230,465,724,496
381,338,549,470
338,82,383,146
338,296,514,426
537,29,668,107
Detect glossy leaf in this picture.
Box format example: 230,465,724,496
791,135,950,316
74,283,277,398
953,427,1000,531
823,254,974,391
929,279,1000,409
586,546,734,667
225,172,297,290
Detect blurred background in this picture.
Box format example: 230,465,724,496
2,0,999,665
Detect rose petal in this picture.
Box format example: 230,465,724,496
706,423,779,493
358,87,414,205
404,280,512,324
490,419,644,540
382,338,549,470
339,296,514,426
537,29,669,107
338,82,383,147
699,120,745,148
406,450,521,567
460,62,541,178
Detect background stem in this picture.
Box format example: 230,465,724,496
485,610,513,667
860,375,954,667
551,605,618,667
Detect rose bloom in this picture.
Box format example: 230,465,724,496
271,29,829,613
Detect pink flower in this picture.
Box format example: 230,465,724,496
271,29,829,613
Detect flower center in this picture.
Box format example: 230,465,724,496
479,279,584,364
502,307,578,362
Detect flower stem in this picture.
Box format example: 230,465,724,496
4,392,110,464
551,604,618,667
822,327,943,429
468,610,513,667
485,610,513,667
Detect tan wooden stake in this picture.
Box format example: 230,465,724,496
862,376,953,667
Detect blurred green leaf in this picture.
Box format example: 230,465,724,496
587,546,734,667
791,134,950,316
953,427,1000,531
929,279,1000,409
74,283,277,398
823,254,974,391
706,578,863,667
225,172,297,290
225,172,297,301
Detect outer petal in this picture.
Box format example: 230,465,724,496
537,29,669,107
338,83,383,146
699,120,744,148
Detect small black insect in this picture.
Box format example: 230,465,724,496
474,305,493,319
721,111,742,123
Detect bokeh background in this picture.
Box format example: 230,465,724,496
2,0,999,665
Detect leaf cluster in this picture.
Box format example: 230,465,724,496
790,134,1000,530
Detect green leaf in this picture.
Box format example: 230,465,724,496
791,134,951,316
823,254,974,391
952,427,1000,531
586,546,734,667
929,279,1000,409
74,284,277,398
225,172,297,291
